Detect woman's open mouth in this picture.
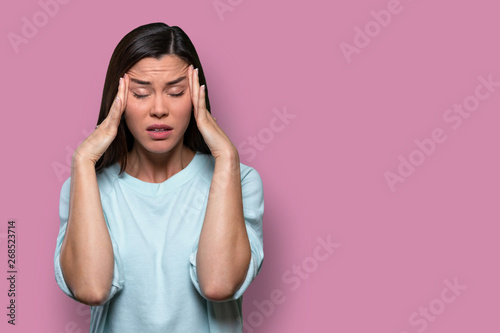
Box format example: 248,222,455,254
146,124,173,139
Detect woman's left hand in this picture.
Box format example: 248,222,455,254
188,65,238,161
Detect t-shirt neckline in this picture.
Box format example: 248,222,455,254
111,151,207,196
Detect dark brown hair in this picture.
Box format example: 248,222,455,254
95,22,211,173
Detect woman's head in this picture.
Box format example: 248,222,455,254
95,22,211,173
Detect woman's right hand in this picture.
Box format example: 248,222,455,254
73,74,129,165
62,75,129,305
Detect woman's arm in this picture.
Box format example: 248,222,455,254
187,65,251,301
59,156,115,306
59,75,130,306
196,151,251,301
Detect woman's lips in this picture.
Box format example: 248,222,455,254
147,124,173,131
146,124,173,139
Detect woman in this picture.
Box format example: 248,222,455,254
54,22,264,332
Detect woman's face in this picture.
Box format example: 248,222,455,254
124,55,192,155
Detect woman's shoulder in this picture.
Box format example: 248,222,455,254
59,163,120,199
196,152,262,184
240,162,263,196
97,162,121,181
240,161,261,180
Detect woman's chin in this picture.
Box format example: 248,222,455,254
145,146,176,155
139,140,182,155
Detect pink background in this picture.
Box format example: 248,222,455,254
1,0,499,332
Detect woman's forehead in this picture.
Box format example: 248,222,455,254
128,55,189,81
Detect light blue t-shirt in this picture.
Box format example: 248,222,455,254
54,151,264,332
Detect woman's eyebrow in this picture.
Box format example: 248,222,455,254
165,76,187,85
130,76,187,86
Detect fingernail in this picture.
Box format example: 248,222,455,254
201,85,205,91
195,68,199,74
119,77,123,85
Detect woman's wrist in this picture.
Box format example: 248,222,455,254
214,145,239,165
72,148,99,169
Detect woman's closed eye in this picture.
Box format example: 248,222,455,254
133,93,149,99
132,91,185,99
169,91,185,97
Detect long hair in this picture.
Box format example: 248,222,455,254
95,22,211,174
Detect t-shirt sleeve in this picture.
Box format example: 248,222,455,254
189,166,264,301
53,177,125,303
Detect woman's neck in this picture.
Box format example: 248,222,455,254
124,143,196,183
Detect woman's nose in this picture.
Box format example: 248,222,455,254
150,94,168,118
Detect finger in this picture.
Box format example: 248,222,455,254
99,76,124,133
195,69,210,123
188,65,195,116
121,73,129,115
198,84,209,123
192,68,200,118
188,65,194,97
108,77,124,125
198,83,207,112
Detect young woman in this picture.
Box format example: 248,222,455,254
54,22,264,332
